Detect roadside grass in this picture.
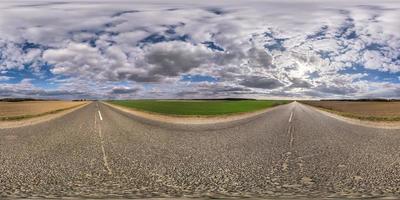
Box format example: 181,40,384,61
0,104,85,121
301,101,400,122
108,100,291,116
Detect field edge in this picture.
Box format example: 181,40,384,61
0,103,88,121
300,103,400,129
301,102,400,122
106,100,291,117
102,101,291,125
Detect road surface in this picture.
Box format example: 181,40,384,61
0,102,399,199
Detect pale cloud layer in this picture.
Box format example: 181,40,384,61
0,0,399,99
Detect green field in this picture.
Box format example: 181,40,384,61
108,100,291,116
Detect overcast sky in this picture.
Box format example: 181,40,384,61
0,0,399,99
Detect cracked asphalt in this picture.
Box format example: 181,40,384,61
1,101,399,199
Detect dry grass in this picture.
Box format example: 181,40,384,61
301,101,400,121
0,101,86,120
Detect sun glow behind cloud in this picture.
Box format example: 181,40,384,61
0,0,399,99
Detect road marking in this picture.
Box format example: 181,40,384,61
288,111,293,123
95,111,112,175
288,126,294,148
98,110,103,121
289,133,294,148
98,124,112,175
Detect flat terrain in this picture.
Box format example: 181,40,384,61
1,102,399,199
0,101,86,120
108,100,290,116
301,100,400,121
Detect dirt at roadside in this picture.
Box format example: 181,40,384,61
0,103,89,129
0,101,85,119
103,101,286,125
302,103,400,129
300,101,400,118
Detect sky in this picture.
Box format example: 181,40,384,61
0,0,399,100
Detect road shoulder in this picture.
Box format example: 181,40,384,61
102,101,288,125
301,103,400,129
0,103,90,129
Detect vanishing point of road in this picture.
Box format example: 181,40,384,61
0,102,399,199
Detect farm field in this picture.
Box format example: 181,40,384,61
108,100,291,116
0,101,87,120
301,100,400,121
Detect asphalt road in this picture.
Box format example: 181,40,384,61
0,101,399,199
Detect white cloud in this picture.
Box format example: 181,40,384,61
0,0,399,99
0,76,12,81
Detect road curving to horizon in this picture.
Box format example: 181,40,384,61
0,101,399,199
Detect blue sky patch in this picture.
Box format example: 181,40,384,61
3,62,57,87
138,31,190,47
364,43,386,51
335,17,356,40
206,7,225,15
180,74,218,83
339,64,400,83
306,25,328,40
111,10,140,17
264,31,287,51
202,41,224,51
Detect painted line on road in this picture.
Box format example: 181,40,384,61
98,124,112,175
95,110,112,175
288,125,294,149
288,111,293,123
98,110,103,121
287,110,295,148
289,131,294,148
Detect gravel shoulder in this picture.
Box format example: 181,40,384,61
0,102,89,129
301,103,400,129
102,101,287,125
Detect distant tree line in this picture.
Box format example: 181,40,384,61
0,98,47,102
185,98,256,101
321,98,400,102
0,98,89,102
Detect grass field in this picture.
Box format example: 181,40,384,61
0,101,86,121
108,100,291,116
301,101,400,121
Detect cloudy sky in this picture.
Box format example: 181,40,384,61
0,0,399,99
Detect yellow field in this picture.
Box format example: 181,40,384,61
301,101,400,121
0,101,86,120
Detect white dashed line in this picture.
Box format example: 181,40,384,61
98,110,103,121
289,129,294,148
98,124,112,175
288,111,293,123
95,110,112,175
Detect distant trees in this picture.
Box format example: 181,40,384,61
321,99,399,102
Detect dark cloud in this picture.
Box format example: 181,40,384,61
247,47,274,68
175,91,199,97
205,7,227,15
145,41,211,77
116,72,162,83
112,10,140,18
176,84,252,97
0,87,90,99
314,84,358,95
240,76,284,89
12,2,70,8
111,87,140,94
289,78,313,88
